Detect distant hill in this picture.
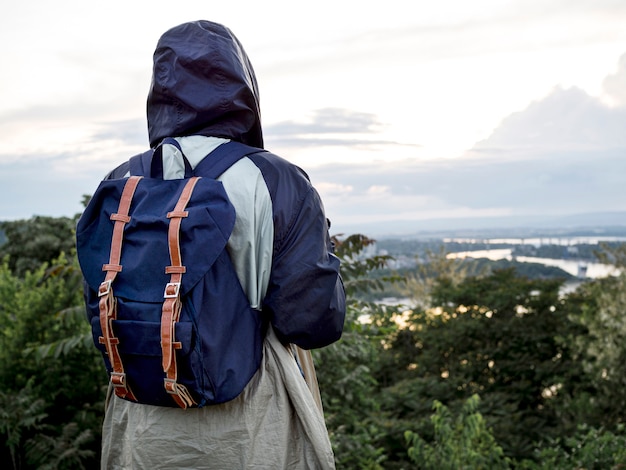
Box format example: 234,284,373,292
333,211,626,240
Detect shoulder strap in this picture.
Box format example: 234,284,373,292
192,141,266,178
128,150,152,177
129,138,193,179
128,140,266,179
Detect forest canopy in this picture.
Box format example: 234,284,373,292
1,217,626,469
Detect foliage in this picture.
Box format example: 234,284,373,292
334,233,398,298
0,216,78,277
365,258,572,304
406,394,510,469
564,243,626,428
516,424,626,469
2,212,626,468
384,267,585,460
315,234,403,469
400,246,475,309
467,258,572,280
0,384,48,470
0,255,105,469
26,422,95,470
318,236,626,468
315,310,388,470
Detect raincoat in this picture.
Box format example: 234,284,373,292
98,20,345,469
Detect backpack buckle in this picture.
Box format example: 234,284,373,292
98,280,112,297
164,282,181,298
163,378,177,394
111,371,128,387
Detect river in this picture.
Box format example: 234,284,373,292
446,248,619,279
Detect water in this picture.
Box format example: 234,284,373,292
446,248,619,279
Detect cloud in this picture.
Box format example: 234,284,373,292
602,52,626,106
0,104,147,163
315,182,354,197
0,156,103,220
0,113,151,221
264,107,420,150
312,146,626,235
469,85,626,155
257,0,626,78
91,118,148,147
266,108,383,135
309,63,626,235
5,75,626,234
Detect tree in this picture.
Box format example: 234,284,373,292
401,246,473,310
517,424,626,470
0,216,78,277
0,387,47,470
0,256,105,469
314,234,402,469
383,268,586,461
564,243,626,428
406,394,510,469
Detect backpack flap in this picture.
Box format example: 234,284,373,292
77,176,235,303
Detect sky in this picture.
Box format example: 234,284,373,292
1,0,626,237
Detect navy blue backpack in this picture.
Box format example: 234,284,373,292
76,140,267,408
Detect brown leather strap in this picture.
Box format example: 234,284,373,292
161,177,200,409
98,176,142,402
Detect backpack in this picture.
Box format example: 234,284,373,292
76,140,268,409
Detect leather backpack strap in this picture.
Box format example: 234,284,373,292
160,176,201,409
98,176,143,402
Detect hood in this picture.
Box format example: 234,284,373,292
147,20,263,149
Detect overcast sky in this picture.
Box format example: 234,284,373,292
1,0,626,236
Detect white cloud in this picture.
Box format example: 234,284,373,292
315,182,354,198
602,52,626,106
469,84,626,156
366,186,391,196
311,59,626,234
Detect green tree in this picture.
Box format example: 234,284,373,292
315,234,402,469
406,394,510,469
401,246,473,310
383,268,585,461
564,243,626,428
0,386,47,470
0,216,78,277
517,424,626,469
0,256,105,469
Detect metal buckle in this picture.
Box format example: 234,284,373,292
110,372,127,387
164,378,177,394
164,282,181,299
98,280,112,297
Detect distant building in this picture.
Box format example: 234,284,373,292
567,246,579,255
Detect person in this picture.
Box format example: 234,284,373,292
98,20,346,469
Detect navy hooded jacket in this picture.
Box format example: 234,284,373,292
108,20,345,350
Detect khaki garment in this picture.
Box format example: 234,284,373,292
100,327,336,469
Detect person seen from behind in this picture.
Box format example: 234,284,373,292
91,19,345,469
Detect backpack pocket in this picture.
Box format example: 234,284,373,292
91,315,202,407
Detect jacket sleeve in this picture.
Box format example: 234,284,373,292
263,184,346,350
